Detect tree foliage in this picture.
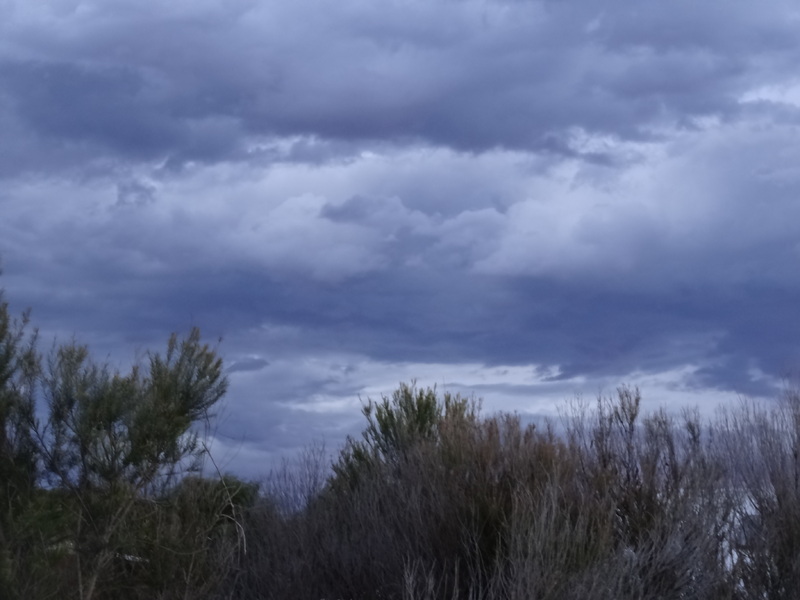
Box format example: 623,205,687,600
332,381,478,489
0,293,41,597
0,287,240,600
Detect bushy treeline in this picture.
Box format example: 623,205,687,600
234,384,800,600
6,289,800,599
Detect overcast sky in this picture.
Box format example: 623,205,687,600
3,0,800,478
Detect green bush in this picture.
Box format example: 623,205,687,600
0,288,248,600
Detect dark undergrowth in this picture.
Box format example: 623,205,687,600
222,383,800,600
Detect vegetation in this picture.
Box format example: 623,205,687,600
7,286,800,598
0,289,252,599
231,383,800,600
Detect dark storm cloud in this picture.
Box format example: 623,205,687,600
0,60,176,156
17,250,782,399
0,57,249,171
2,0,799,174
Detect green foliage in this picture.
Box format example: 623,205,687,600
115,474,257,599
0,294,43,598
28,328,230,600
332,381,477,489
0,282,244,600
39,329,227,495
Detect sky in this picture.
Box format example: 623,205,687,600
2,0,800,478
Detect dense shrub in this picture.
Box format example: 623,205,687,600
233,384,741,599
0,291,246,600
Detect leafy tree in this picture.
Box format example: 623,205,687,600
30,328,228,600
0,293,45,598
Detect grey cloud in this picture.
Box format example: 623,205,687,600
0,60,178,157
80,264,771,394
2,0,800,176
4,132,798,397
226,357,270,374
320,195,381,223
0,58,251,174
116,179,157,207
